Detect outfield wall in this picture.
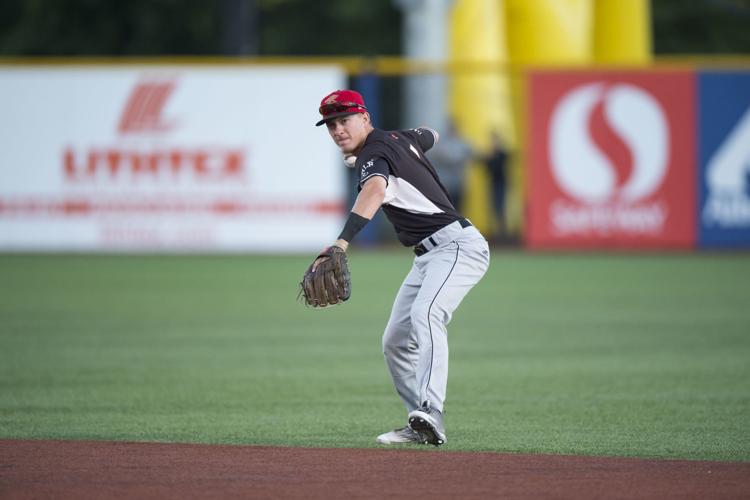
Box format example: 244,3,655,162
0,61,748,252
0,65,347,252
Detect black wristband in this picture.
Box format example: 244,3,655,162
338,212,370,243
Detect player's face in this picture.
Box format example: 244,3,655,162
326,113,370,154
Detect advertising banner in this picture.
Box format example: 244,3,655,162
527,70,696,249
698,71,750,247
0,66,346,252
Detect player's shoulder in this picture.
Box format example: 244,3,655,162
354,133,388,169
357,129,390,158
365,128,419,143
368,128,431,146
361,128,387,146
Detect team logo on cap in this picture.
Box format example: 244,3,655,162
324,94,339,104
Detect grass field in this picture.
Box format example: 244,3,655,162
1,252,749,461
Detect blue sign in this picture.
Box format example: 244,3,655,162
698,71,750,247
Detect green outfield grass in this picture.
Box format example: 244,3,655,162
1,251,749,461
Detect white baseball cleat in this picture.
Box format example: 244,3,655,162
376,426,423,445
408,405,447,446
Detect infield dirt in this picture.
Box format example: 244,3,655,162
1,440,749,499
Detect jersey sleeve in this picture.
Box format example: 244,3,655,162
357,156,390,188
403,127,437,152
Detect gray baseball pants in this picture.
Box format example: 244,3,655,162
382,220,490,414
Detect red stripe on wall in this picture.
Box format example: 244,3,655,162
0,198,345,216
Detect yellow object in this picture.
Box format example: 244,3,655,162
501,0,594,238
448,0,514,236
505,0,593,64
593,0,652,63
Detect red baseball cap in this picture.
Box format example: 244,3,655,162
315,89,368,126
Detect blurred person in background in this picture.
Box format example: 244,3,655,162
483,131,510,242
429,119,474,212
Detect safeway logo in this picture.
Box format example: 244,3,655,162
64,77,246,184
117,80,176,134
550,83,668,203
547,82,670,235
527,71,695,248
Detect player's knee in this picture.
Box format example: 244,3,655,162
382,322,407,354
410,301,451,331
382,336,396,356
409,301,431,329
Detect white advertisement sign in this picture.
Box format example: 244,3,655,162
0,65,346,251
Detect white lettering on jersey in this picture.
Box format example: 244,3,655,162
361,158,375,178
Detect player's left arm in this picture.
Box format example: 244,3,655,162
333,176,386,251
404,127,439,152
418,126,439,148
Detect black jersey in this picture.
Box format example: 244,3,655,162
355,128,463,246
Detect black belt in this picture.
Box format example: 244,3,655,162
413,218,472,256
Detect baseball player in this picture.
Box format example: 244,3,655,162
314,89,490,446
